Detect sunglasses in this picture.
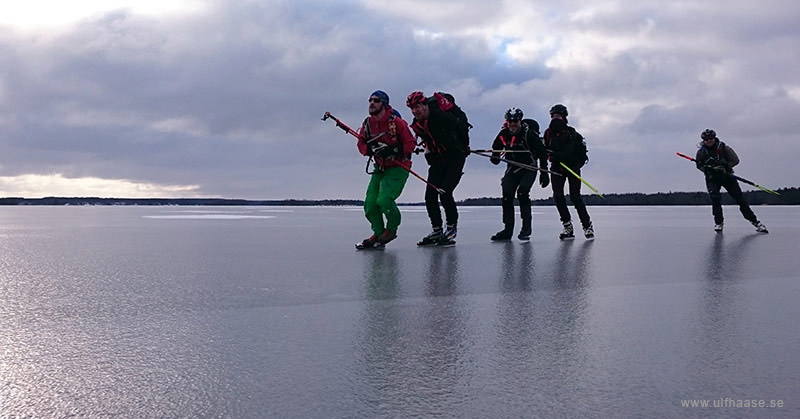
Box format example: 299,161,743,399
368,98,383,104
507,119,521,123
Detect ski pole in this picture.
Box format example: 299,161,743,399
321,111,359,137
676,152,780,195
321,112,446,195
470,149,535,153
558,162,604,198
470,150,563,176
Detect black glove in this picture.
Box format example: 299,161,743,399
369,141,387,157
374,142,400,159
539,172,550,188
703,164,726,175
490,154,501,165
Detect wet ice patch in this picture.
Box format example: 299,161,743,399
143,214,276,220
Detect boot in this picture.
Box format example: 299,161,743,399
752,221,768,234
417,228,443,246
714,222,724,233
378,229,397,244
356,234,383,250
583,223,594,240
491,228,513,241
443,224,457,242
559,221,575,240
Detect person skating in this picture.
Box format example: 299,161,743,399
355,90,417,249
543,104,594,240
695,129,768,234
406,91,469,246
489,108,549,241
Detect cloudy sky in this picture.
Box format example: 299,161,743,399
1,0,798,200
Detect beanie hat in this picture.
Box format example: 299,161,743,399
370,90,390,106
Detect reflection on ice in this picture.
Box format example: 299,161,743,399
143,214,276,219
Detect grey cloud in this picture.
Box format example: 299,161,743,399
1,0,799,199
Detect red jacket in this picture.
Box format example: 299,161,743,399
357,106,416,169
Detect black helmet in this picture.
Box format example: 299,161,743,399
701,129,716,141
505,107,523,121
549,104,568,117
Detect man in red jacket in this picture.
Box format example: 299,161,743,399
355,90,417,249
406,91,468,246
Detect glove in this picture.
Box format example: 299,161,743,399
374,142,400,159
369,141,387,157
490,155,501,165
703,164,726,175
539,172,550,188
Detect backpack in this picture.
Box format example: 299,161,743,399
545,127,588,167
521,118,539,136
428,92,471,151
575,131,589,166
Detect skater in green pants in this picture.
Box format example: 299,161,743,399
355,90,417,249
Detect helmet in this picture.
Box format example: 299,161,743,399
549,104,568,117
406,91,426,107
701,129,716,140
505,108,524,121
550,103,569,118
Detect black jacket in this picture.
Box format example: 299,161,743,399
411,108,467,159
544,125,586,170
695,140,739,175
490,120,547,168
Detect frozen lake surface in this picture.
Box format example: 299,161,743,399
1,205,798,418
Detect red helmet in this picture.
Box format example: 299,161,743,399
406,91,426,107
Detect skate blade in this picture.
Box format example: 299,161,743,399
355,243,385,250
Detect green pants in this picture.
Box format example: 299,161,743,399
364,166,409,235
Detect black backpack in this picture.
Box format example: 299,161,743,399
575,131,589,166
521,118,539,136
428,92,471,151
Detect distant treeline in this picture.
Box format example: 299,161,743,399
1,187,798,206
0,197,364,206
462,187,800,206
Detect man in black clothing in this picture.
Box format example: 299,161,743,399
544,104,594,240
406,91,468,246
695,128,768,233
489,108,549,241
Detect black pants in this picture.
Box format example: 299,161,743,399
551,166,591,228
501,167,537,231
706,175,757,225
425,155,466,228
